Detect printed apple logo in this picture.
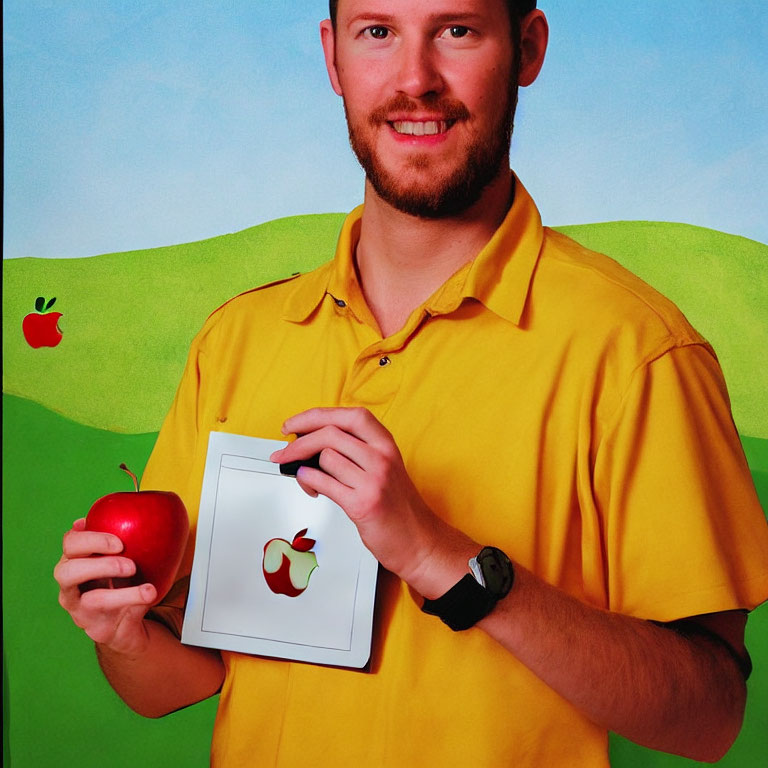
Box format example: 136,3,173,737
23,296,63,348
263,528,318,597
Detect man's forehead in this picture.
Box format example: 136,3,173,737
334,0,509,22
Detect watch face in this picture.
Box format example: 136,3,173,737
477,547,514,598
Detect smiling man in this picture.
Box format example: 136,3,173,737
337,4,519,219
55,2,768,766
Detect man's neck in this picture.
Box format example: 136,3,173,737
355,168,515,338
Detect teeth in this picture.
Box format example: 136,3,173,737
392,120,449,136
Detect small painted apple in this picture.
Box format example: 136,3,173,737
84,464,189,604
23,296,63,348
263,528,319,597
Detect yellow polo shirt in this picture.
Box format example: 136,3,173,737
143,178,768,767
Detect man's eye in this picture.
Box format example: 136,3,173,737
365,26,389,40
446,26,470,38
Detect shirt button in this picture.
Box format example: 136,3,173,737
379,356,391,367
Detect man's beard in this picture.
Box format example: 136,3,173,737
345,87,518,219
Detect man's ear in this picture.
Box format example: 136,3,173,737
518,10,548,87
320,19,344,96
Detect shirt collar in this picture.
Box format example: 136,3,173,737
281,207,363,323
282,175,543,327
457,175,544,325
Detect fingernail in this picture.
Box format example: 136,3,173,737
140,584,155,601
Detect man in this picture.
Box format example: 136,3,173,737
55,1,768,765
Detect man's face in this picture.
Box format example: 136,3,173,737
322,0,517,218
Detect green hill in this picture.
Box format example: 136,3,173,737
3,215,767,436
3,212,767,767
2,213,345,433
2,392,765,768
2,394,217,768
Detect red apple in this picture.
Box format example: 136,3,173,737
85,464,189,604
263,528,318,597
23,296,63,348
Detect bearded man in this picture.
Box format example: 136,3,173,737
56,2,768,766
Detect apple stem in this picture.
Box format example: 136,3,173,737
119,463,139,492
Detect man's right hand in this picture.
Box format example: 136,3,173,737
54,517,158,657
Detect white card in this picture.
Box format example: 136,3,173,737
182,431,379,668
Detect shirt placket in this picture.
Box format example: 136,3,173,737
338,310,433,422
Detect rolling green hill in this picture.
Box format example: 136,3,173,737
3,215,767,436
3,213,767,767
2,394,217,768
2,392,765,768
3,213,345,433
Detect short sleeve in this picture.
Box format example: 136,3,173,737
140,312,222,633
141,334,205,501
594,342,768,621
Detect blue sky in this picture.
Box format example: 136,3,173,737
4,0,768,259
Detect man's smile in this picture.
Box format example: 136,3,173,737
389,119,455,136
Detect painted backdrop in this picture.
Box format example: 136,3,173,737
3,2,767,767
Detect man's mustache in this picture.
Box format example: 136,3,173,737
368,93,471,125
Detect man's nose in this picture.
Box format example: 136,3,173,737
395,37,444,98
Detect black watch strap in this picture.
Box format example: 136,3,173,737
421,574,497,631
421,547,514,631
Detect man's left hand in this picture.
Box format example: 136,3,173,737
270,407,477,597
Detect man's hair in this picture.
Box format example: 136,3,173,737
328,1,538,29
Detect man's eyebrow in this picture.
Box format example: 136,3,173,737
429,13,486,25
345,12,486,28
346,12,395,28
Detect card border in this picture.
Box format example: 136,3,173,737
182,431,379,668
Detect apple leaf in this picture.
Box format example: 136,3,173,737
292,528,308,544
35,297,45,312
292,537,316,552
45,297,57,310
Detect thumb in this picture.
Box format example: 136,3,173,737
138,583,158,605
295,472,319,499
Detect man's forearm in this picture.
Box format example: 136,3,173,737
96,618,225,718
479,564,746,762
271,410,748,761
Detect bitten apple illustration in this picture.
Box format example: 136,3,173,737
263,528,319,597
84,464,189,604
22,296,63,348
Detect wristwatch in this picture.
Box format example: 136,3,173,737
420,546,514,631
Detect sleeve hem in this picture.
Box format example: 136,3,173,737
622,571,768,623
